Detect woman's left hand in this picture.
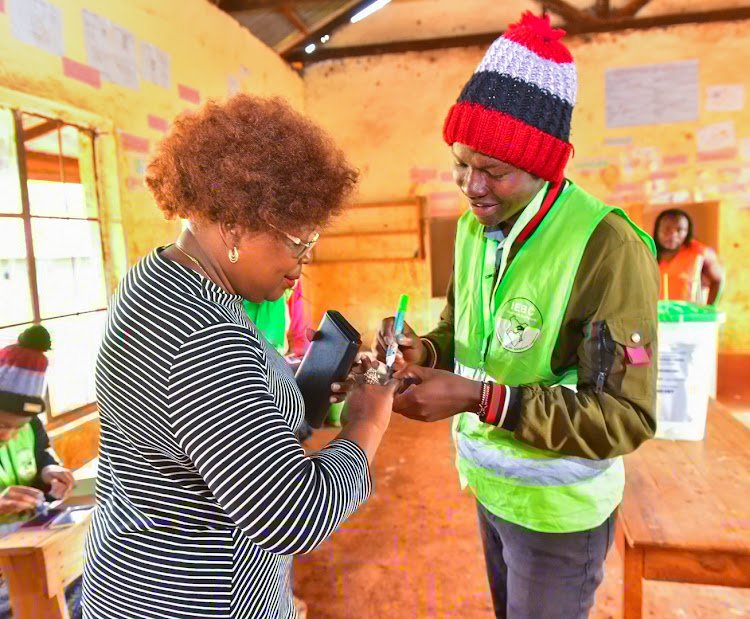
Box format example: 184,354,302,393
41,465,76,500
391,365,482,423
330,355,380,403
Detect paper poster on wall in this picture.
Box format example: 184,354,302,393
705,85,744,112
605,60,699,128
227,75,240,96
9,0,64,56
141,41,171,90
696,121,735,153
82,9,139,90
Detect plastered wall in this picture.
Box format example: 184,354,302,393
304,20,750,352
0,0,303,269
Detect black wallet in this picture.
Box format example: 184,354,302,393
295,310,361,429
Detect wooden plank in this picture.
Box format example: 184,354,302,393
327,204,420,235
0,553,68,619
313,232,421,262
41,513,91,591
623,545,644,619
621,405,750,553
644,548,750,588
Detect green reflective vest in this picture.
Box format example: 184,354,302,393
0,423,37,490
452,182,654,532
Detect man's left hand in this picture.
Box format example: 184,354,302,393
392,365,481,423
41,465,75,500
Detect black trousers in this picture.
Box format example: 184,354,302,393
477,502,616,619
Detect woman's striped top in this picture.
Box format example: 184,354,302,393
82,249,371,619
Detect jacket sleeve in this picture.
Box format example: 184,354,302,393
31,416,60,490
498,229,660,460
168,324,371,555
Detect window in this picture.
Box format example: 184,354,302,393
0,107,122,417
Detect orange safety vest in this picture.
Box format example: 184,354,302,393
659,239,708,302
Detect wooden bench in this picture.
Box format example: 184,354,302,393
0,510,91,619
617,403,750,617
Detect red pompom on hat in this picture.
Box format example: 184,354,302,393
0,325,52,416
443,11,577,182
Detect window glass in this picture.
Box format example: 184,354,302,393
0,218,34,325
0,108,22,214
32,219,108,318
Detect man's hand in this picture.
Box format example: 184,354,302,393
41,465,75,500
374,318,425,369
0,486,43,515
392,365,482,423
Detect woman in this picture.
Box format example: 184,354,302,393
654,208,724,305
82,95,396,619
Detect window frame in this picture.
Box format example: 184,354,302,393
0,87,123,424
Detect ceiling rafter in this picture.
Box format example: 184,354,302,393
278,0,380,58
218,0,317,9
612,0,654,18
538,0,602,25
287,6,750,65
594,0,610,19
278,4,309,35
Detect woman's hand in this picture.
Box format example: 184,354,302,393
329,355,380,404
0,485,43,515
374,318,425,369
41,465,76,500
392,365,482,423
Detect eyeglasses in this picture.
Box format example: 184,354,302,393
266,221,320,259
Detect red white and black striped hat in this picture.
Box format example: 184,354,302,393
0,325,51,416
443,12,576,182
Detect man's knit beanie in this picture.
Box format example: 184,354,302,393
443,12,577,182
0,325,52,416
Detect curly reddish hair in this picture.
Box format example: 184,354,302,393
145,94,358,232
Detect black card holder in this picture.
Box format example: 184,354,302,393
295,310,361,429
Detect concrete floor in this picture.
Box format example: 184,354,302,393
294,407,750,618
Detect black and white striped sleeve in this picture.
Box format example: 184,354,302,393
167,323,371,555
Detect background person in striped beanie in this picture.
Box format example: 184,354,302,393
376,12,659,618
0,325,74,515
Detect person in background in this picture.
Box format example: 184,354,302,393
0,324,78,619
376,13,658,618
654,208,724,305
0,324,74,514
83,94,396,619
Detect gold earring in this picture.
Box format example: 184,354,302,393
228,247,239,263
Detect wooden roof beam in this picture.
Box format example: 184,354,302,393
538,0,602,25
288,6,750,64
279,4,309,35
220,0,324,10
279,0,383,59
613,0,653,19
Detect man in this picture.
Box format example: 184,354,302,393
654,208,724,304
376,12,659,618
0,325,74,518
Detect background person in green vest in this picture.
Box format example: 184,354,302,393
375,13,658,619
0,325,74,515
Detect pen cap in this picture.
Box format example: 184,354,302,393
398,294,409,314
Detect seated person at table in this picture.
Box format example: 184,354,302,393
0,324,74,516
654,209,724,305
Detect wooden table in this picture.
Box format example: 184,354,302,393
0,510,92,619
617,404,750,618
